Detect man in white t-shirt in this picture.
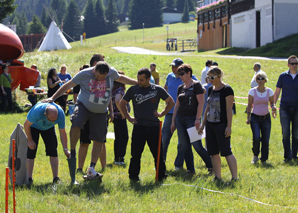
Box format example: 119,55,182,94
251,62,262,88
201,60,212,84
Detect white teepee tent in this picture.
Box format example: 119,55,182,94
38,21,71,51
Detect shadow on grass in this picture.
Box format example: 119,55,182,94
214,47,249,56
129,180,162,193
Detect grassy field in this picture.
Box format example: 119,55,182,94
1,22,298,212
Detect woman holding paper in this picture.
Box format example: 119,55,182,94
171,64,212,175
198,66,238,182
246,71,276,164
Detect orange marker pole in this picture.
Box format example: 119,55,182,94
155,121,163,183
5,167,10,213
12,139,16,213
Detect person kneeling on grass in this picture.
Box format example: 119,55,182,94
24,103,70,185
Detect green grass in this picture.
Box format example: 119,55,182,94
0,22,297,212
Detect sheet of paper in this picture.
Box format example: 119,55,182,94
29,86,34,89
187,126,205,143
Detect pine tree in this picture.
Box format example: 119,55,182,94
0,0,17,23
63,0,82,41
28,15,47,34
94,0,106,35
166,0,174,8
105,0,119,33
176,0,194,12
41,7,52,28
181,0,189,23
83,0,97,38
129,0,162,29
50,0,68,25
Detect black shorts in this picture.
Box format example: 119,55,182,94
27,127,58,159
206,122,232,157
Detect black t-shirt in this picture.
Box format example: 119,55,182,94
123,84,169,127
177,81,204,117
207,84,234,124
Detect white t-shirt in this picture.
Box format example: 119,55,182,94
201,66,209,85
248,87,274,97
250,69,262,88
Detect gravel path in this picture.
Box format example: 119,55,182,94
112,46,287,61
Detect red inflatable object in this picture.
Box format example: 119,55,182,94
0,24,39,91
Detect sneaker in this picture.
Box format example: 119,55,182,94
129,176,140,182
113,161,120,165
251,156,259,164
53,177,61,184
119,161,125,165
213,176,223,182
87,166,103,179
184,170,195,177
175,166,183,171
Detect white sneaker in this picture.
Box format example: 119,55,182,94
87,166,102,178
251,156,259,164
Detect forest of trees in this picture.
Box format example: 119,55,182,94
2,0,198,41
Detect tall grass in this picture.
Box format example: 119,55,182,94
0,22,296,212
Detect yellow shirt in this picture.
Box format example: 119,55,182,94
151,69,159,80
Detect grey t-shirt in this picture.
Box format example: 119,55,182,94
72,67,119,113
123,84,169,127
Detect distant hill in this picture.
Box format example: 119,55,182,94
13,0,130,22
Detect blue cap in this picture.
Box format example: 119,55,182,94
170,58,183,67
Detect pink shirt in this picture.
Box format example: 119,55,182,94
249,88,273,115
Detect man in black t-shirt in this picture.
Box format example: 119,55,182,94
119,68,175,181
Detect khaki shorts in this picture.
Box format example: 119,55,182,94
70,102,107,142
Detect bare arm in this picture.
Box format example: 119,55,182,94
47,78,61,89
119,98,136,124
155,78,160,85
115,93,125,119
24,119,36,150
246,95,254,124
198,104,209,135
153,96,175,118
195,94,204,130
108,99,114,122
164,85,168,92
59,128,70,158
43,80,76,103
171,98,180,133
116,75,138,85
225,95,234,137
269,95,277,118
274,87,281,105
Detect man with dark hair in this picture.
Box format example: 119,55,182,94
274,55,298,162
201,59,213,84
24,103,70,184
119,68,174,181
162,58,197,172
149,63,159,85
43,59,137,184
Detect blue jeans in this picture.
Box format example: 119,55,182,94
279,105,298,160
250,113,271,161
162,114,194,169
175,114,212,172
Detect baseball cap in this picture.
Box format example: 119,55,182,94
170,58,183,67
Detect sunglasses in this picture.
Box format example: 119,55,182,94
207,75,218,80
289,63,298,65
256,77,265,80
178,72,186,76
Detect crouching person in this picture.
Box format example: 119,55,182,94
24,103,70,185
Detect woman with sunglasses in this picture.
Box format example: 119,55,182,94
246,71,276,164
171,64,212,175
198,66,237,182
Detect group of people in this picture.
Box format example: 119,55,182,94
22,53,298,185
